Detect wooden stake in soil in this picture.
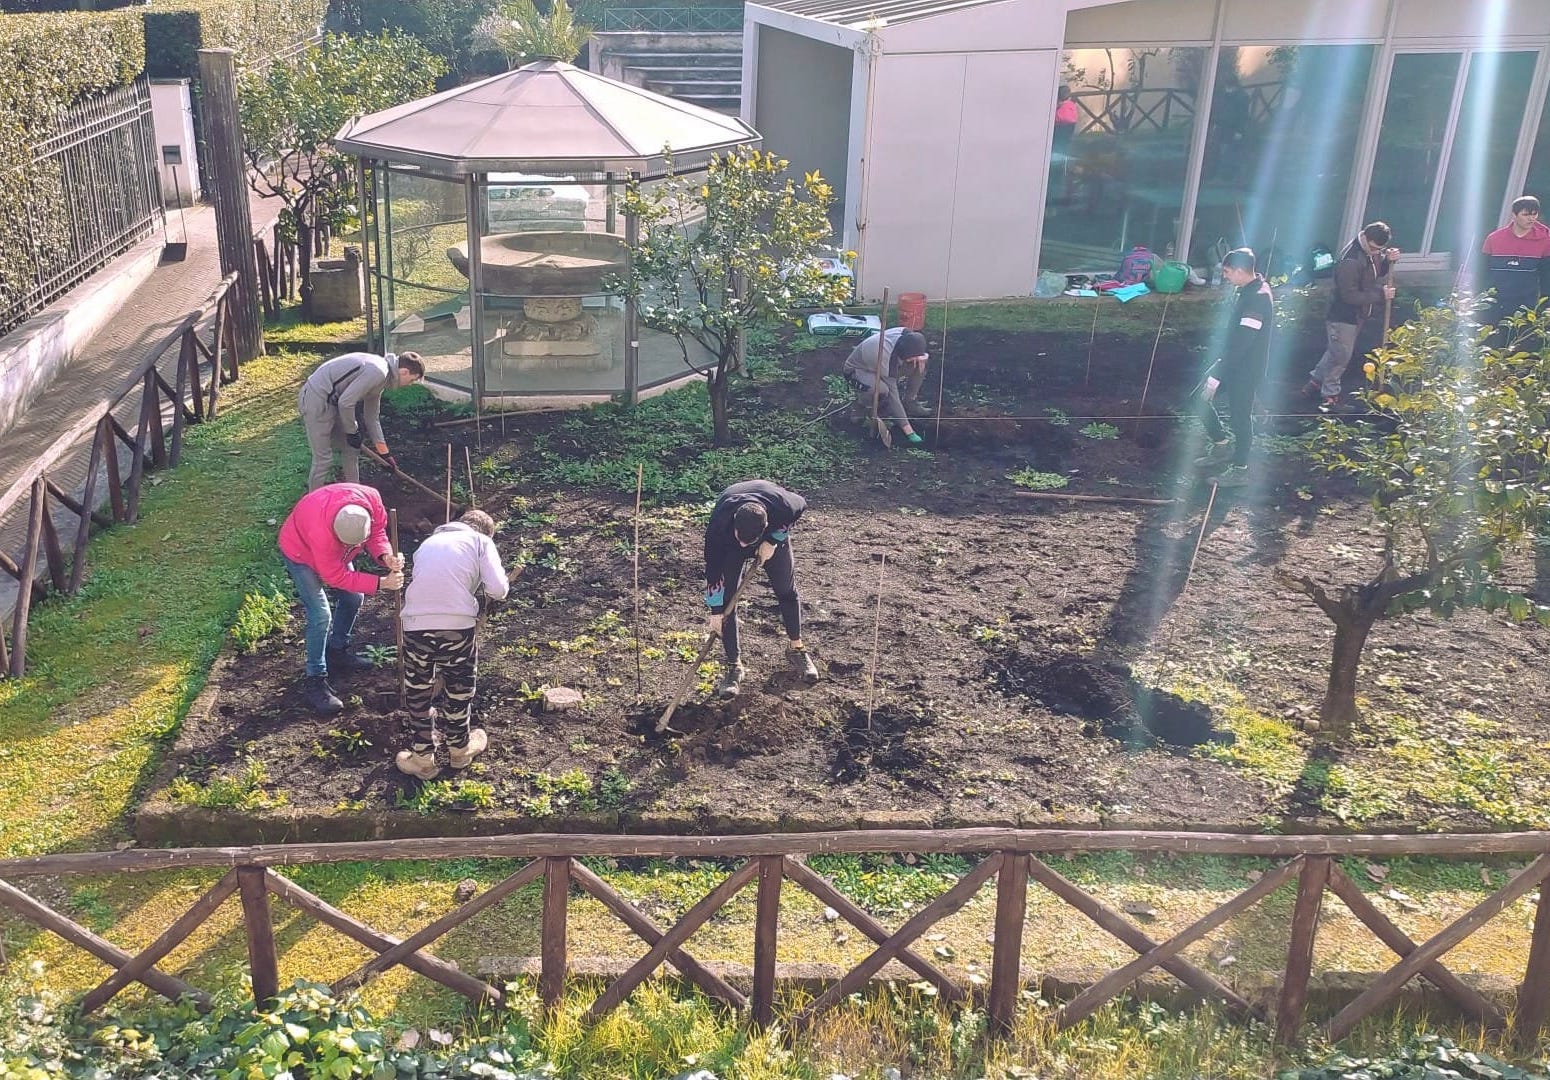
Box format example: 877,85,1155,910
444,444,453,523
1184,481,1219,589
389,508,405,709
870,289,892,448
1134,296,1171,430
932,295,949,446
865,552,887,730
633,463,644,699
1084,300,1101,387
464,446,476,508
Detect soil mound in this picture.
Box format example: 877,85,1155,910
993,646,1230,748
833,702,945,788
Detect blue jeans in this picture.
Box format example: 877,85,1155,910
282,556,363,677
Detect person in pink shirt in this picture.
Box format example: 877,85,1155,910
277,482,404,714
1052,85,1080,202
1481,195,1550,324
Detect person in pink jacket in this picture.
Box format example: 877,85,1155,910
278,483,404,714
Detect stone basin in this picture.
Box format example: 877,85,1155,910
446,231,628,296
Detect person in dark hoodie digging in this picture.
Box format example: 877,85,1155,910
1303,222,1397,409
704,480,819,697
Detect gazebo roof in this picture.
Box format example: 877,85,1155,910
335,59,760,175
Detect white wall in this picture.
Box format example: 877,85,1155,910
858,47,1059,299
149,80,201,206
753,26,855,238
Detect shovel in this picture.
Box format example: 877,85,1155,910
655,568,756,734
364,446,451,506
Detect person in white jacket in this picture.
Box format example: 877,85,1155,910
395,509,513,779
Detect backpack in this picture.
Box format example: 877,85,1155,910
1117,245,1156,286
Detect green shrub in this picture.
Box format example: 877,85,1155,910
143,0,329,79
325,0,490,82
168,757,286,809
1007,467,1068,491
0,9,145,334
231,581,293,653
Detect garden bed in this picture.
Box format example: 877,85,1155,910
140,315,1550,842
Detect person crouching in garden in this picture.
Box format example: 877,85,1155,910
1195,247,1274,487
395,509,513,780
843,327,932,445
704,480,819,697
277,483,403,715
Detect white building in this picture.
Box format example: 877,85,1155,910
742,0,1550,299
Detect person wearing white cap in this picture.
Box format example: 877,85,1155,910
277,482,404,714
298,351,425,491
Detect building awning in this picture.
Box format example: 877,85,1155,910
335,59,760,176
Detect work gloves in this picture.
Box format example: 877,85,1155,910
345,431,363,449
379,569,405,591
705,612,724,636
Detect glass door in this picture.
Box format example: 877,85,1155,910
1364,49,1539,260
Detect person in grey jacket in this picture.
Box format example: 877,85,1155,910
395,509,514,779
843,328,931,445
298,351,425,490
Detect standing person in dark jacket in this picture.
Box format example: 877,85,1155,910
703,480,819,697
1304,223,1397,408
1481,196,1550,325
1195,248,1274,487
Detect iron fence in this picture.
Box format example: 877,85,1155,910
595,6,744,31
2,77,161,337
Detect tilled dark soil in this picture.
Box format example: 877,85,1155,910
152,318,1550,835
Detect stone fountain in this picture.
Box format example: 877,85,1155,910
446,231,629,372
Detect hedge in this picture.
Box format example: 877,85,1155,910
0,9,146,335
144,0,329,79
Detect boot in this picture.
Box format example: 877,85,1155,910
788,645,819,683
303,675,343,715
449,728,488,769
326,645,375,676
716,662,747,698
1193,440,1230,469
903,398,935,416
395,747,440,780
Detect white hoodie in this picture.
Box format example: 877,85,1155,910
401,522,509,632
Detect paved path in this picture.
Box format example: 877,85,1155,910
0,191,284,625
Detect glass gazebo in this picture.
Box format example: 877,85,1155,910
335,60,760,405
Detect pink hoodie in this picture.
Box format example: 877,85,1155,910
278,483,392,593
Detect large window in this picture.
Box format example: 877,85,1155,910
1525,82,1550,204
1040,47,1207,271
1366,50,1538,258
1192,45,1375,271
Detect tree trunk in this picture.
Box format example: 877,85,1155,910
709,367,731,446
297,217,316,313
1320,604,1379,739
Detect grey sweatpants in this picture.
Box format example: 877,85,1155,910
852,366,925,423
298,385,358,491
1309,320,1361,398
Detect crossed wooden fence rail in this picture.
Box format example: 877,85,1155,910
0,829,1546,1049
0,271,242,678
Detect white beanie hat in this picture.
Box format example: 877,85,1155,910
332,504,371,545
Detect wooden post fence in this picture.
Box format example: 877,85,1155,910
0,273,241,678
0,828,1546,1048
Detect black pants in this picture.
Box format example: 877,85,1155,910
710,542,802,664
403,627,478,750
1201,368,1262,467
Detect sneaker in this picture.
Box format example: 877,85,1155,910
302,675,343,715
325,646,375,676
716,662,747,698
1301,379,1322,399
903,399,935,416
788,645,819,683
395,748,440,780
1192,441,1230,468
1214,465,1250,488
448,728,488,769
1319,396,1343,412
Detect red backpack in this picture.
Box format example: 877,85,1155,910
1117,245,1156,285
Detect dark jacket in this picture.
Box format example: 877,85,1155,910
1223,274,1274,377
703,481,806,607
1327,238,1393,325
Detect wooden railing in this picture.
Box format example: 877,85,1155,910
0,271,242,678
0,829,1547,1049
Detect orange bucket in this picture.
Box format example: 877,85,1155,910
897,291,927,331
